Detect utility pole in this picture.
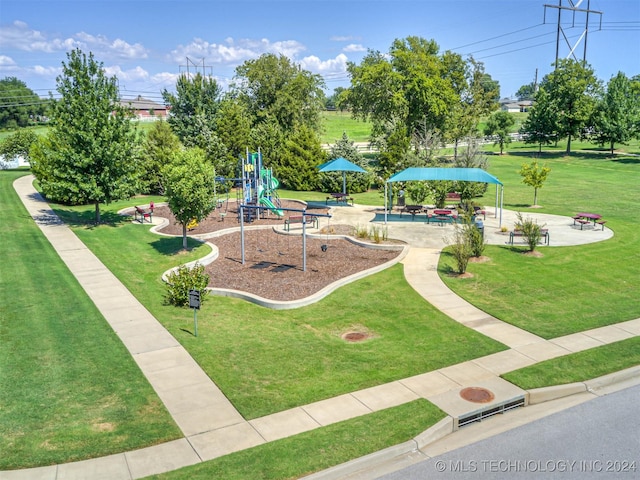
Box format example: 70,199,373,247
543,0,603,67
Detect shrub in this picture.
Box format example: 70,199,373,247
355,224,369,239
165,263,209,307
447,225,472,274
515,212,545,252
467,220,486,258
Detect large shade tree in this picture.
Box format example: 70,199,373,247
345,37,461,140
233,54,325,134
590,72,640,154
538,59,601,155
30,49,140,223
0,77,47,128
162,72,222,147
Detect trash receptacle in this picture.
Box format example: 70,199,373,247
475,219,484,239
398,189,405,207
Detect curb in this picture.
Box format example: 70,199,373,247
299,368,640,480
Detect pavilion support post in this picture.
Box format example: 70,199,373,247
384,182,388,224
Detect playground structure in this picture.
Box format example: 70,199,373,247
241,148,284,221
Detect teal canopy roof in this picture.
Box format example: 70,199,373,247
387,167,502,185
318,157,366,173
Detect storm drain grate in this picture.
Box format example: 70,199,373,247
458,396,525,428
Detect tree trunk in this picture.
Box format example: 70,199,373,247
566,134,572,155
94,201,101,224
533,187,538,206
182,224,188,250
610,141,615,155
454,139,459,161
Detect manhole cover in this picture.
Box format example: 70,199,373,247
341,332,368,342
460,387,495,403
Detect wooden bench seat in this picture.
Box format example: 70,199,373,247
284,215,319,231
509,229,550,245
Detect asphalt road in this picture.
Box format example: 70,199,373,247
378,384,640,479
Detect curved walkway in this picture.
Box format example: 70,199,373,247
5,178,638,479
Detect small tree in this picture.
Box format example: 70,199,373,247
0,129,38,166
164,148,216,249
141,119,182,194
484,111,515,155
515,212,545,252
467,219,486,258
448,224,472,274
519,160,551,206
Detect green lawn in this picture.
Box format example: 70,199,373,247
149,399,444,480
65,220,505,419
0,171,182,470
503,337,640,390
439,146,640,339
320,110,372,143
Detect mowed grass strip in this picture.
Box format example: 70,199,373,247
0,171,181,470
502,336,640,390
439,149,640,339
149,399,445,480
67,210,506,419
321,110,372,144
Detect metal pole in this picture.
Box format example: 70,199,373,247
240,205,245,264
555,0,562,67
499,185,504,228
384,182,388,224
302,211,307,272
193,308,198,337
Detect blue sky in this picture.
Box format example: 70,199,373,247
1,0,638,104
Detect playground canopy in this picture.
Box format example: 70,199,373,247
384,167,504,226
317,157,367,194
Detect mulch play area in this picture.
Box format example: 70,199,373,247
154,200,403,301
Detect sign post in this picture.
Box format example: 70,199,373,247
189,289,201,337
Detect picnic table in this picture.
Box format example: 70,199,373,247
326,192,354,205
400,205,424,220
428,208,457,226
573,212,605,230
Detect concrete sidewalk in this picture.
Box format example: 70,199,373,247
5,177,638,480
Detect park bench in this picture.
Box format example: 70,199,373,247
445,192,461,207
284,215,319,231
134,206,153,223
596,220,607,230
509,228,550,245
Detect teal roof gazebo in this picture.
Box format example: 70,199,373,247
385,167,504,226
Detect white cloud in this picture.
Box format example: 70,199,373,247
330,35,360,42
343,44,366,53
32,65,60,76
0,21,148,59
104,65,149,82
0,55,17,67
168,37,306,65
299,53,349,75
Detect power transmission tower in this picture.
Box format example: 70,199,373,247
543,0,603,67
179,57,214,79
